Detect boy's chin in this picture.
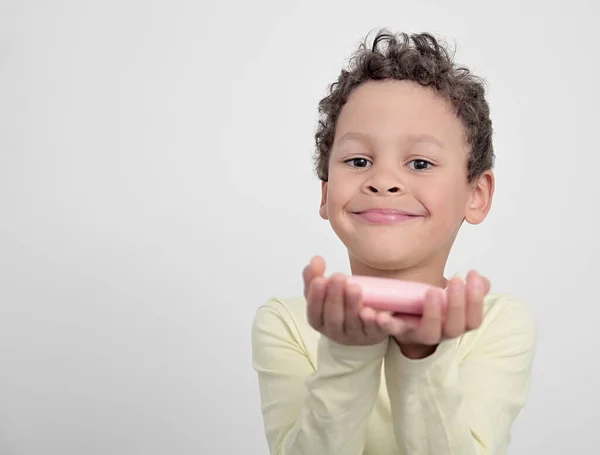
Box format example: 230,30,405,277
348,249,416,273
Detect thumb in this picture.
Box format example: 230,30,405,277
311,255,326,278
303,256,327,297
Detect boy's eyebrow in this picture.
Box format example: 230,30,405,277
405,133,445,148
336,132,375,146
336,132,445,148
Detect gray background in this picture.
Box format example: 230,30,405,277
1,0,598,454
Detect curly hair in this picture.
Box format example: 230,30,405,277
313,30,494,183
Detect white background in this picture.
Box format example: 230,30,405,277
1,1,599,454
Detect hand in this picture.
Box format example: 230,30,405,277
370,271,491,358
303,256,389,346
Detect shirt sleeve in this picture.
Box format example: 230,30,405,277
383,297,537,455
251,300,389,455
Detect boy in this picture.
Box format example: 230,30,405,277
251,30,537,455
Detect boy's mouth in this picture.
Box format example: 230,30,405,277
351,209,423,225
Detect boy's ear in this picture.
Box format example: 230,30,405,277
319,181,329,220
465,170,495,225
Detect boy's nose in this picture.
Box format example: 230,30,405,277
363,167,406,195
367,185,401,194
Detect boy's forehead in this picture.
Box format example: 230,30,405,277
337,131,445,149
334,80,467,149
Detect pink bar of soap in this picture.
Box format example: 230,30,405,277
347,275,445,315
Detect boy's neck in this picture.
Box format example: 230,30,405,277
348,256,448,288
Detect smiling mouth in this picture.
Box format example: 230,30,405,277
351,210,423,225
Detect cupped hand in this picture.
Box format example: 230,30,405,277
303,256,389,346
373,272,491,358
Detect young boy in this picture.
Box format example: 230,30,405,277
251,30,537,455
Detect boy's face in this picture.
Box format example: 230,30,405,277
319,80,493,276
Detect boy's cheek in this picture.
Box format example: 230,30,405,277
421,185,467,213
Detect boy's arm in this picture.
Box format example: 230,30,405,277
384,297,537,455
251,300,388,455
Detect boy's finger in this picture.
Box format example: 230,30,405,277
471,270,490,295
303,256,326,297
343,282,363,339
359,307,381,338
443,277,466,338
466,272,485,330
302,265,312,297
416,289,443,345
306,277,327,330
392,313,421,328
323,274,346,338
481,275,491,295
376,312,412,337
311,256,326,278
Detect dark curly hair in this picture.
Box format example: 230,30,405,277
314,30,494,184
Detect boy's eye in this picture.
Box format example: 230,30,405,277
345,157,372,168
408,159,434,171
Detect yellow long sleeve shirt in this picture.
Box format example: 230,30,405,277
251,292,537,455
